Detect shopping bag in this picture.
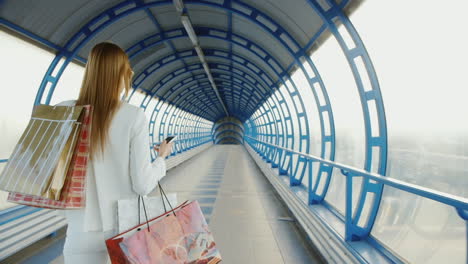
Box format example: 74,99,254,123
117,193,177,233
106,184,222,264
6,105,92,209
0,105,85,197
107,200,221,264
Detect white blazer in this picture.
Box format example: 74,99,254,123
58,100,166,232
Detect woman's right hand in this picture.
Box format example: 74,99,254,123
154,140,173,159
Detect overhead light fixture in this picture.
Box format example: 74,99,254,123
181,14,198,45
195,46,206,63
178,10,229,116
207,74,215,85
203,63,211,75
173,0,184,12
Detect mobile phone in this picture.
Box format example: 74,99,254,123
165,136,176,143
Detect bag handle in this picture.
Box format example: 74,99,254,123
136,182,176,232
137,195,151,232
158,181,176,217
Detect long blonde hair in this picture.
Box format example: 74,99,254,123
76,42,133,160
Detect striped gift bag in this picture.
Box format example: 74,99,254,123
0,105,85,199
6,105,92,209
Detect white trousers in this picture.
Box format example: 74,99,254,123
63,228,116,264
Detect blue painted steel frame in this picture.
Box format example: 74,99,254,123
212,122,244,134
304,0,388,241
26,1,316,197
125,27,290,119
124,21,317,184
214,130,244,144
1,0,410,262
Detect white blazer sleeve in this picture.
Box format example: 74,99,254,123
129,108,166,196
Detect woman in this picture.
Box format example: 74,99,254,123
58,42,173,263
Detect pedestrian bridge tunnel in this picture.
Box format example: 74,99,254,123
212,117,244,145
0,0,467,263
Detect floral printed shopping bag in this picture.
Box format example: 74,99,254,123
106,200,222,264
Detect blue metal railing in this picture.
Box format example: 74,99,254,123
245,136,468,233
151,136,212,161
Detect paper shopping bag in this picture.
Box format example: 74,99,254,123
7,105,92,209
0,105,85,197
106,200,222,264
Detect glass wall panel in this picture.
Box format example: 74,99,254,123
279,84,300,152
50,61,84,105
128,89,146,107
0,31,54,210
145,96,159,122
291,69,322,157
351,1,468,262
373,186,466,263
0,31,54,160
311,30,365,215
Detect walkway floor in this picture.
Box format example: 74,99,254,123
161,145,324,263
11,145,323,264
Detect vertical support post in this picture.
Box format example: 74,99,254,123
289,152,293,185
345,170,353,241
308,159,314,204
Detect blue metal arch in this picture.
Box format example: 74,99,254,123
305,0,388,241
33,0,323,201
147,89,216,150
167,83,221,119
170,82,257,121
151,70,269,121
124,27,282,119
217,136,243,145
162,71,263,114
212,122,244,135
145,99,212,159
27,1,394,254
121,18,318,128
213,129,244,143
254,95,282,167
213,128,244,139
157,78,234,120
181,2,344,185
150,83,219,121
126,26,319,134
33,1,327,192
131,42,277,101
133,47,288,126
35,0,174,106
133,49,278,120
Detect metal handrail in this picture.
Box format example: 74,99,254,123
245,136,468,212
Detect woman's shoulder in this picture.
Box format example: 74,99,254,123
116,102,146,123
119,102,143,115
